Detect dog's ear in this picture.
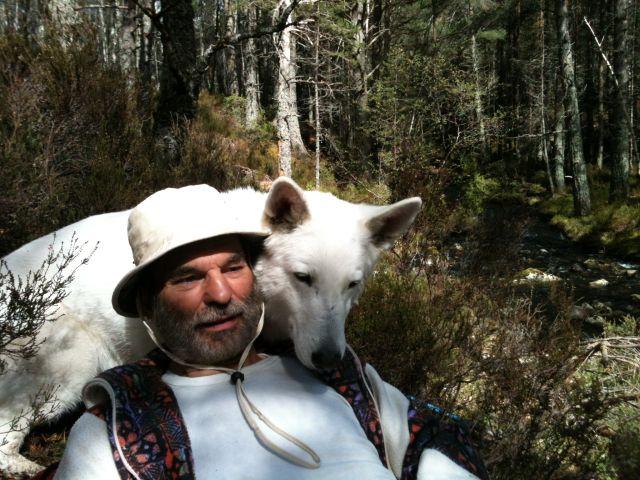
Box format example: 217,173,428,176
263,177,310,231
365,197,422,249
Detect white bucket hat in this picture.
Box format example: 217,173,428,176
112,184,269,317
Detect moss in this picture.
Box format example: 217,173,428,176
541,190,640,259
463,174,500,214
550,214,596,241
539,193,574,216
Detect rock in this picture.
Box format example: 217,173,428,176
570,263,585,273
626,269,638,277
618,262,639,269
513,268,561,285
585,315,606,327
584,258,600,269
539,248,549,254
453,243,463,252
589,278,609,288
593,301,612,314
580,302,596,313
632,294,640,303
571,306,591,322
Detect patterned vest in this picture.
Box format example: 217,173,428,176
34,349,488,480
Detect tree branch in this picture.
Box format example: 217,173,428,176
583,15,640,167
198,0,305,74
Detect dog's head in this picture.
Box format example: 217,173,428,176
256,177,422,370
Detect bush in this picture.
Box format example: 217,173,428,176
347,243,637,479
0,29,281,258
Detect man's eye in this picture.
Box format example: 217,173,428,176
173,275,200,285
227,264,246,272
293,272,312,286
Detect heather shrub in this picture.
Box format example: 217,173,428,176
347,234,638,478
0,29,281,257
0,29,155,255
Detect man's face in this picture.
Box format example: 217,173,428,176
149,235,262,365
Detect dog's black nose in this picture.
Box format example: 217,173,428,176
311,349,343,370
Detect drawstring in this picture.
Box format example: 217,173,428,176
141,303,321,470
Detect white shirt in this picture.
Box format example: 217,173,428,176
55,356,396,479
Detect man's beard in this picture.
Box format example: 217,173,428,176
151,289,263,366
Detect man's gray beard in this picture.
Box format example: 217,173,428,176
151,289,263,365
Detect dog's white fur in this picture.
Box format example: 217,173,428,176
0,178,421,475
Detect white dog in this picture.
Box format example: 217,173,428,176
0,177,421,476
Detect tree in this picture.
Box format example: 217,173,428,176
274,0,306,176
243,3,261,128
610,0,631,200
153,0,200,133
556,0,590,215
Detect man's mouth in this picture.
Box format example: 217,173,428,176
195,314,241,332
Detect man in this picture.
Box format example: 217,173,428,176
50,185,487,480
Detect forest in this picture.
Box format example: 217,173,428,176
0,0,639,479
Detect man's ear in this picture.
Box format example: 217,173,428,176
263,177,310,231
365,197,422,249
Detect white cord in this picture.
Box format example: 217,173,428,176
142,303,321,470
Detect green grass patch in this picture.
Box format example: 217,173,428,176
540,185,640,259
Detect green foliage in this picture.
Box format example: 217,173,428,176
476,28,506,41
462,174,501,215
176,93,279,189
367,47,484,167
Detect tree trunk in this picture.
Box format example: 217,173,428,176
631,0,638,176
244,4,260,128
348,0,371,161
314,0,321,188
226,0,239,95
610,0,631,200
154,0,199,135
540,1,553,193
471,32,488,158
275,0,306,163
120,0,138,72
557,0,590,215
553,95,566,193
597,50,606,169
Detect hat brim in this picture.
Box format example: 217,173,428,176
112,230,268,318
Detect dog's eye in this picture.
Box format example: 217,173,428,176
293,272,312,286
347,280,360,289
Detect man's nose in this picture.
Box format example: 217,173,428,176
203,270,232,305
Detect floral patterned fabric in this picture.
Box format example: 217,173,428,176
401,401,489,480
91,349,195,479
318,350,489,480
58,348,487,480
315,348,388,466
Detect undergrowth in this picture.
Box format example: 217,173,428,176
347,240,639,479
539,173,640,259
0,28,289,257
